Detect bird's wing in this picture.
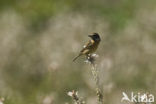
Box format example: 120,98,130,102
80,40,93,54
83,40,93,49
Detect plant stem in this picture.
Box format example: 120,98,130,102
91,64,104,104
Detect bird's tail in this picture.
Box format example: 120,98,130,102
73,54,81,62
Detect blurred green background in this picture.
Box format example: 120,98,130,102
0,0,156,104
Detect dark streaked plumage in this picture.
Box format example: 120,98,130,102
73,33,101,61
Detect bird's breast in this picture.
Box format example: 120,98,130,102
89,41,100,53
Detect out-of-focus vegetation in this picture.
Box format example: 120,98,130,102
0,0,156,104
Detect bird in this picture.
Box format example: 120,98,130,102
73,33,101,62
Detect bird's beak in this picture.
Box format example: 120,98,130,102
88,35,92,37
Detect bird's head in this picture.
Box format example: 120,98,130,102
88,33,101,41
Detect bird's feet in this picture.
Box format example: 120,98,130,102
85,54,99,64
